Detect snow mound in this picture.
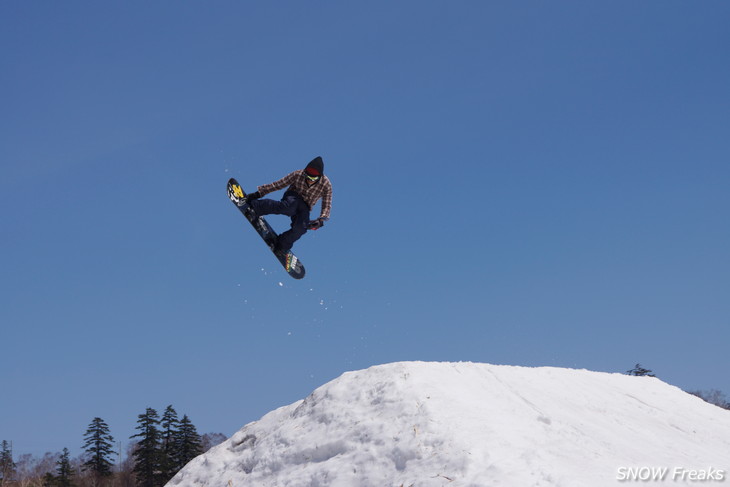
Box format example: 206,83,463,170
167,362,730,486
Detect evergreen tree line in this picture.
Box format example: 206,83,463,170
130,406,203,487
1,406,226,487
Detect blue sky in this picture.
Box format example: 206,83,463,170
2,1,729,458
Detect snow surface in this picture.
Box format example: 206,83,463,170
167,362,730,486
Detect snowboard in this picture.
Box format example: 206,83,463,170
227,178,306,279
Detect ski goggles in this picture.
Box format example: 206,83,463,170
304,169,321,182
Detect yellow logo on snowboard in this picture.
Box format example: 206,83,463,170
232,185,245,199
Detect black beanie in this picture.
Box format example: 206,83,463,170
305,156,324,176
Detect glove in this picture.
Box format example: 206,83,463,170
246,191,261,202
307,218,325,230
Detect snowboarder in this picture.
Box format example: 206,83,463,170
244,156,332,254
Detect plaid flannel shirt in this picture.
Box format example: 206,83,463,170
258,170,333,220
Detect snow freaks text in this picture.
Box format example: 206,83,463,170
616,466,726,482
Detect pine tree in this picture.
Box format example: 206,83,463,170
81,418,115,479
56,448,75,487
43,472,57,487
159,405,179,484
175,415,203,471
0,440,16,486
131,408,162,487
626,363,656,377
43,447,76,487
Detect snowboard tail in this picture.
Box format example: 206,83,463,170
227,178,306,279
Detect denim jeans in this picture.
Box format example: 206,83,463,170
249,190,310,251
